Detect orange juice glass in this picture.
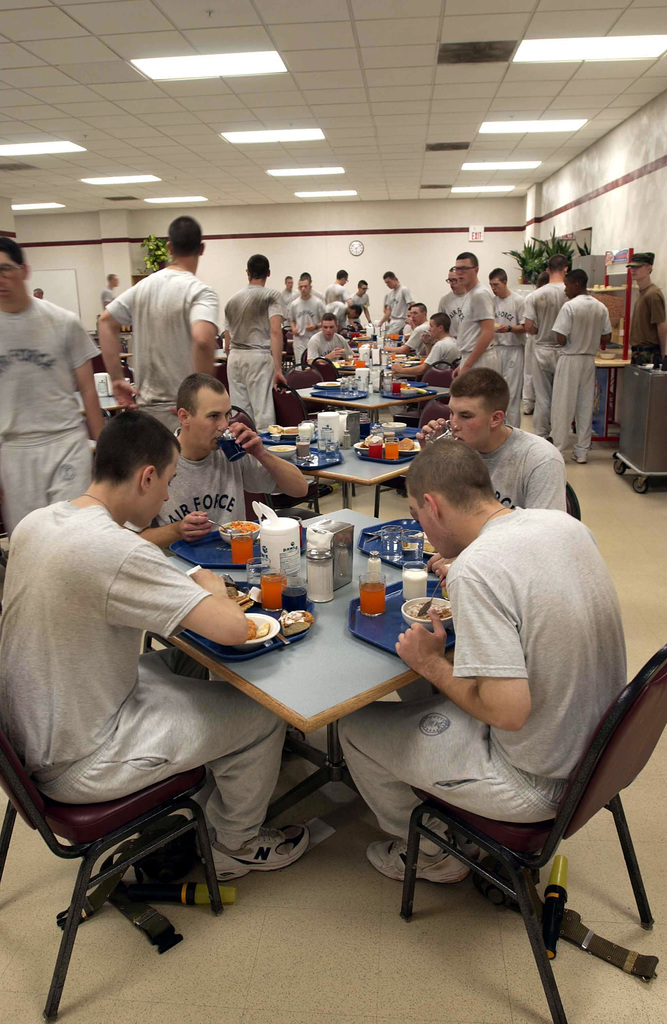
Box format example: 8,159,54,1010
355,359,366,368
230,532,254,564
359,573,386,616
384,440,399,460
261,572,286,611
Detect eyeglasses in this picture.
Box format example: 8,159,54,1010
0,262,22,277
455,265,475,272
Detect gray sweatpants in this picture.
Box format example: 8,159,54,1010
228,348,276,432
523,337,535,409
0,428,92,536
532,345,560,437
551,353,596,458
37,650,286,850
141,403,179,434
496,346,525,428
338,695,567,843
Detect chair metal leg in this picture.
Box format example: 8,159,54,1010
374,484,380,518
608,794,654,929
400,805,423,921
43,853,95,1021
0,801,17,885
513,864,568,1024
192,802,223,916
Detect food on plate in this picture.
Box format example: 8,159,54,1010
225,584,254,610
280,609,314,637
400,386,426,395
398,438,415,451
268,425,298,436
360,434,383,448
227,520,258,533
403,598,452,622
270,445,295,452
246,618,271,641
423,540,436,555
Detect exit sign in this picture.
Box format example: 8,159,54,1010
469,225,485,242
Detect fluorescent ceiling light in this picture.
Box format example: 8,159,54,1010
451,186,515,193
12,202,65,210
0,141,85,156
222,129,325,144
268,166,344,177
515,35,667,63
295,190,357,198
144,196,208,204
131,51,286,81
462,161,541,170
480,120,587,133
82,175,161,185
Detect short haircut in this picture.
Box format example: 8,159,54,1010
321,312,337,323
536,271,549,288
347,303,362,317
456,251,479,268
93,410,180,484
430,311,450,333
489,268,507,283
247,253,270,278
358,279,368,287
33,288,44,296
299,272,312,282
449,367,509,413
285,275,293,282
336,269,348,279
407,438,495,512
168,216,202,257
547,254,569,273
106,273,117,283
409,302,427,314
383,271,397,280
566,268,588,289
177,372,226,415
0,237,24,265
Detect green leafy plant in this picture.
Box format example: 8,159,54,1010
141,234,169,273
577,241,592,256
539,228,575,265
503,240,545,284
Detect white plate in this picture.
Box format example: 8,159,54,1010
267,445,297,460
312,381,342,388
233,613,280,649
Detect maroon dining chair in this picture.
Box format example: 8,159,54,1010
421,364,454,389
400,642,667,1024
418,399,450,429
90,352,106,375
272,385,309,427
566,483,581,520
0,728,222,1021
286,365,323,390
310,357,339,381
229,405,256,431
214,359,229,391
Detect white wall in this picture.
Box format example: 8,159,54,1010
535,90,667,293
15,197,524,329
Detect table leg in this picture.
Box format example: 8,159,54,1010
267,721,356,820
342,481,350,507
374,484,380,518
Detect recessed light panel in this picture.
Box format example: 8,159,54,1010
462,161,541,170
132,52,286,80
144,196,208,203
515,35,667,63
295,190,357,198
480,120,587,133
0,142,85,156
222,129,325,144
267,167,344,177
12,202,65,210
82,175,161,185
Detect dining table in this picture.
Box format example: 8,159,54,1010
297,384,449,414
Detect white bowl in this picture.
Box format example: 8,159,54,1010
401,597,452,631
267,445,297,460
598,350,617,360
390,421,407,432
233,613,280,649
218,520,260,544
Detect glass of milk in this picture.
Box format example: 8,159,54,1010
402,561,428,601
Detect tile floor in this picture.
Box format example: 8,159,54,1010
1,423,666,1024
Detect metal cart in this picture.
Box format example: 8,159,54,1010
613,364,667,493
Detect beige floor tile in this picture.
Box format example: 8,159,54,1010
377,909,512,1022
0,992,244,1024
244,905,381,1016
242,1014,376,1024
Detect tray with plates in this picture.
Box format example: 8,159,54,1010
380,385,442,399
357,518,437,569
348,582,454,657
308,387,368,400
353,440,420,464
296,447,344,469
259,428,311,444
183,601,315,662
171,527,306,568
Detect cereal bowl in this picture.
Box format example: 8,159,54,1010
401,597,452,631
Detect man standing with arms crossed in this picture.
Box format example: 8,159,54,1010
489,268,526,427
522,255,568,438
452,252,496,378
225,253,286,433
99,216,218,432
290,274,325,366
0,238,104,535
626,252,666,364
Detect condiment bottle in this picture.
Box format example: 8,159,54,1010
306,548,334,603
367,553,382,578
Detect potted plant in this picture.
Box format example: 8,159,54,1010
503,240,545,284
141,234,170,273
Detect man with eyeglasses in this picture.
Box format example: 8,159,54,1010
438,267,466,340
0,238,105,535
452,253,497,379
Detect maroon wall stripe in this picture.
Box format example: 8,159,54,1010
0,230,17,238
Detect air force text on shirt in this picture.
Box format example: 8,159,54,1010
0,348,57,374
168,492,237,521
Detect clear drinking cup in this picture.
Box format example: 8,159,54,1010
380,524,402,561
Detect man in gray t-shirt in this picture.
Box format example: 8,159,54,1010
339,439,625,883
379,272,413,335
453,252,497,377
101,273,118,309
307,314,353,362
99,217,218,432
438,268,466,340
290,276,326,365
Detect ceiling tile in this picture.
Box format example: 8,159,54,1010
179,94,247,111
27,84,103,103
269,22,354,51
610,7,667,31
363,45,434,68
153,0,260,27
302,87,367,104
91,80,165,100
256,0,350,21
572,59,656,79
495,80,566,98
365,66,434,86
356,17,439,46
100,32,196,59
18,104,64,120
65,1,174,34
352,0,442,17
160,80,234,96
116,97,187,114
228,73,300,93
0,7,88,41
525,9,623,36
623,76,667,94
0,42,45,67
292,70,364,89
0,87,41,106
22,36,117,63
504,63,575,81
436,63,507,83
440,13,529,42
182,25,274,52
57,60,146,83
283,48,360,72
0,66,74,87
433,81,497,98
447,0,534,11
57,100,126,116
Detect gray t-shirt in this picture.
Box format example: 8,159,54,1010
405,321,430,355
480,427,566,510
157,448,275,527
289,294,326,345
458,283,495,357
523,282,567,348
0,503,207,776
101,287,113,309
494,291,525,347
0,298,98,445
351,290,370,313
438,290,465,339
552,294,612,356
325,300,347,328
425,336,460,366
280,288,295,310
325,282,348,304
449,508,626,777
224,284,284,351
384,285,413,327
107,268,218,408
307,330,352,361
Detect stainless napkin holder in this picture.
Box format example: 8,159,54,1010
308,520,353,590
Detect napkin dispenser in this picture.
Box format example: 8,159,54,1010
305,520,353,590
345,410,360,445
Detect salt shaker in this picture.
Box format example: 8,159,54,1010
342,430,351,449
306,548,334,603
367,553,382,578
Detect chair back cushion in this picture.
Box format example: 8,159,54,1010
214,360,229,390
286,366,324,391
311,358,339,381
563,648,667,838
0,728,45,829
418,399,450,429
422,366,453,388
272,386,308,427
565,482,581,521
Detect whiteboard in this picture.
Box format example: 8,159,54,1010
29,269,80,317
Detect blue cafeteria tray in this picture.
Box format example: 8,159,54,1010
171,527,306,569
183,602,314,662
347,581,454,657
380,385,441,399
357,518,436,571
308,387,368,400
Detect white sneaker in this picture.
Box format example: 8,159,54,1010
522,404,534,415
213,824,309,880
571,452,588,464
366,839,471,883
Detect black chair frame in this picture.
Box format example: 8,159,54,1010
310,357,339,381
0,755,222,1021
565,482,581,521
400,645,666,1024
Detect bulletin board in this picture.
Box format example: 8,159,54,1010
29,269,80,317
